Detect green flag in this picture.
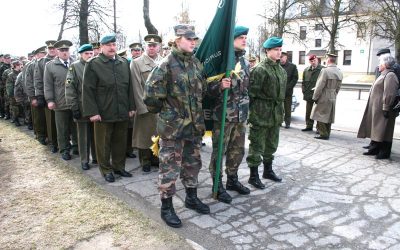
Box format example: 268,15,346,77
195,0,237,199
195,0,237,81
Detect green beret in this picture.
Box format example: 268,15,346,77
144,34,162,44
45,40,57,48
173,25,198,39
100,33,116,44
234,26,249,39
78,44,93,53
263,36,283,49
54,40,73,49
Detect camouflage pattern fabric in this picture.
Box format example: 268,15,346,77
208,50,250,123
246,124,280,167
0,63,11,115
209,121,246,176
3,68,13,115
158,136,202,199
6,70,21,119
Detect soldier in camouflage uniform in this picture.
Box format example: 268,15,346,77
25,46,47,141
144,24,210,228
208,26,251,204
301,54,323,131
0,54,12,119
34,40,58,152
66,44,96,170
246,37,287,189
6,60,23,126
14,61,30,127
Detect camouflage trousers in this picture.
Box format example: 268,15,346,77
10,98,23,120
246,124,280,167
209,121,246,177
305,101,315,128
317,122,331,137
158,136,202,199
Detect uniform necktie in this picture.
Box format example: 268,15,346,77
64,61,68,68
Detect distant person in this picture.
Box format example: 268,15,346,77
0,54,12,119
374,49,400,79
91,42,100,56
280,51,298,128
247,36,286,189
310,53,343,140
6,60,22,126
249,56,257,70
129,42,142,59
301,54,323,131
358,54,399,159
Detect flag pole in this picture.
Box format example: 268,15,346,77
213,70,230,199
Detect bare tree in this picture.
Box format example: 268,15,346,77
174,0,194,24
57,0,69,40
79,0,89,44
302,0,364,53
143,0,158,34
369,0,400,61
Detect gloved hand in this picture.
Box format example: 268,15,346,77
37,95,45,108
72,109,81,119
383,110,389,118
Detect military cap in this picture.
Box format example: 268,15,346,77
3,54,11,59
376,48,390,56
0,54,3,57
281,51,288,55
28,52,34,57
144,34,162,44
249,56,256,62
326,53,338,57
35,46,47,54
11,60,21,66
263,37,283,49
91,42,100,49
117,49,127,57
234,26,249,39
54,40,73,49
308,54,317,60
45,40,57,48
129,42,142,50
100,33,116,44
174,24,198,39
78,44,93,53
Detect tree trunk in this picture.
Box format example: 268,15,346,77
79,0,89,44
113,0,117,33
57,0,68,40
143,0,158,35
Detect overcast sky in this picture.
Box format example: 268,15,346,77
1,0,267,56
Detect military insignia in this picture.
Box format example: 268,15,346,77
150,38,155,43
49,43,53,47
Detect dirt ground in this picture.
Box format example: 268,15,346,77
0,121,192,250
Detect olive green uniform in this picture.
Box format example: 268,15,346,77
82,53,135,175
302,64,323,129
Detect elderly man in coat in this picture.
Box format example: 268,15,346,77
358,54,399,159
310,53,343,140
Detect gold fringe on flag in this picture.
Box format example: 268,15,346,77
150,135,160,157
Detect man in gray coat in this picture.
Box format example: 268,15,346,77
44,40,77,160
311,53,343,140
66,44,96,170
130,34,162,172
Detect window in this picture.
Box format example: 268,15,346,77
357,23,366,38
343,50,352,65
301,6,308,16
300,26,307,40
287,51,293,63
315,24,323,30
299,51,305,65
315,39,321,47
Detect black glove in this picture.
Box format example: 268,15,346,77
383,110,389,118
37,95,45,108
72,109,81,119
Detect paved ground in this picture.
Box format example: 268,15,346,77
5,89,400,249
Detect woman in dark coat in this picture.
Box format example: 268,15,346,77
357,54,399,159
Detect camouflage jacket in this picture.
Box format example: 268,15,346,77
6,69,20,97
0,63,11,90
14,72,27,103
24,60,36,99
248,57,287,127
34,54,55,97
302,64,323,101
66,58,86,115
3,68,12,96
144,47,207,140
208,50,250,123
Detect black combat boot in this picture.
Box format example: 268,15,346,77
185,188,210,214
248,167,265,189
212,174,232,204
363,141,380,156
14,118,21,127
161,197,182,228
262,162,282,182
226,174,250,195
376,141,391,160
4,113,10,120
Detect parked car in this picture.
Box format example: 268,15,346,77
292,94,300,112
